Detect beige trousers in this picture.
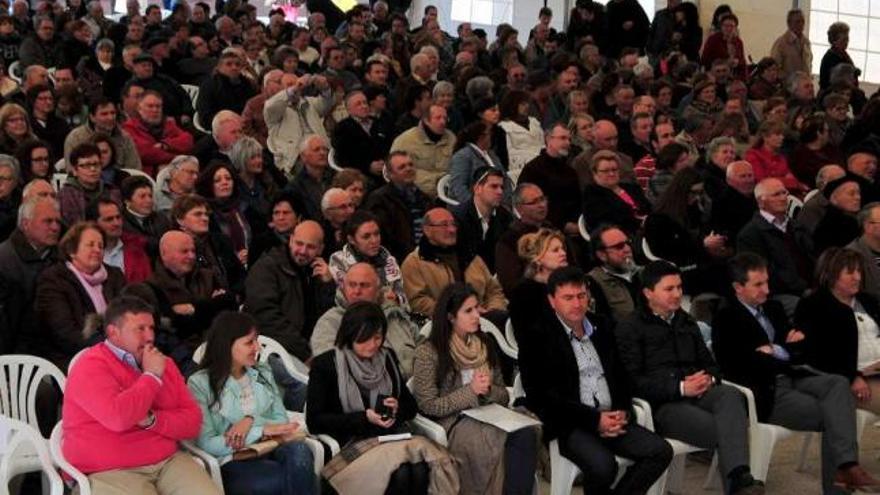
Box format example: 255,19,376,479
83,451,221,495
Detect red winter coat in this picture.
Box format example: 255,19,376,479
122,117,194,177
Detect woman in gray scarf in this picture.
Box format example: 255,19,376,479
306,301,459,495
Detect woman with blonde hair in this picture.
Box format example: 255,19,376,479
508,228,569,348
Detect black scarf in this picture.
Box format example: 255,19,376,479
417,235,473,282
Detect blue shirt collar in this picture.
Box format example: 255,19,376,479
104,340,141,372
556,314,595,341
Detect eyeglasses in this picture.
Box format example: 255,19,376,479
602,239,632,251
520,195,547,206
425,221,457,228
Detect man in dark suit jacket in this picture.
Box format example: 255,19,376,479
331,90,392,187
364,151,430,262
616,261,764,495
452,167,512,273
737,178,812,316
713,253,879,492
518,266,672,494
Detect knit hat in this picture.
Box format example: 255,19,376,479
823,174,860,198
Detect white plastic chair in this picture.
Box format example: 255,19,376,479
7,61,21,84
802,189,819,204
53,158,66,173
181,84,200,106
480,318,518,361
577,214,591,242
797,408,880,473
121,168,157,189
327,148,343,173
641,237,697,272
51,173,67,192
49,421,90,495
2,416,64,495
436,174,459,206
722,381,796,483
786,195,804,220
504,320,519,354
0,355,66,433
549,399,659,495
193,336,309,384
193,113,209,134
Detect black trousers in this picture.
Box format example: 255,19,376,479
559,423,672,495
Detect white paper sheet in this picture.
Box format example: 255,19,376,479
462,404,541,433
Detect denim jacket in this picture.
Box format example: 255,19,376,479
188,363,289,461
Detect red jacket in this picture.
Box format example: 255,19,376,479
119,231,153,284
701,32,747,80
122,117,194,177
745,146,803,192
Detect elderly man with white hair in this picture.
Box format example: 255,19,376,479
709,160,758,248
793,164,846,238
737,178,812,316
154,155,199,214
331,90,389,185
0,196,61,353
393,52,434,113
319,187,354,259
284,134,335,222
264,72,333,175
192,110,242,167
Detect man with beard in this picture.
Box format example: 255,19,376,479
587,225,642,323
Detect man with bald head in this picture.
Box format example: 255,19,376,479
311,262,418,375
738,178,812,315
390,104,456,197
401,207,507,321
710,160,758,244
572,120,635,187
245,220,336,361
124,230,236,359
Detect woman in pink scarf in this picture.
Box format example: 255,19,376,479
35,221,126,369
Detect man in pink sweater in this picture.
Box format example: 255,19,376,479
62,296,220,495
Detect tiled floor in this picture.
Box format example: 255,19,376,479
537,425,880,494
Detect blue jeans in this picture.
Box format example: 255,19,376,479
220,442,316,495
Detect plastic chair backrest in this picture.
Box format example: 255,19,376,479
436,175,460,206
258,335,309,383
121,168,156,189
51,173,67,192
577,214,591,241
181,84,200,106
0,355,66,434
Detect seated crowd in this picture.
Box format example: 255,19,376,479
2,0,880,494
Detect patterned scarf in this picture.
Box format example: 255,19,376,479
449,332,490,374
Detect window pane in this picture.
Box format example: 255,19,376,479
870,18,880,49
849,49,868,71
451,0,471,22
493,2,512,25
841,14,869,49
810,11,839,42
865,53,880,82
472,0,492,26
813,0,839,11
872,0,880,16
840,0,869,15
813,43,830,74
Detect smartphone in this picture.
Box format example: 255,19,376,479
375,394,393,420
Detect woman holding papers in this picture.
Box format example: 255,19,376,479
187,311,316,495
412,283,539,495
306,301,459,495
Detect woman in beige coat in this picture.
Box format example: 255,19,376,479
412,283,539,494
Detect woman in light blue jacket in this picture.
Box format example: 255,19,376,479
188,311,316,495
448,121,512,207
